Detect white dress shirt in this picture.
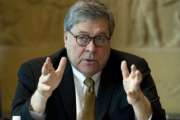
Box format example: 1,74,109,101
71,65,101,119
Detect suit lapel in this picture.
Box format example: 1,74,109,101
50,49,76,119
96,61,116,120
58,61,76,120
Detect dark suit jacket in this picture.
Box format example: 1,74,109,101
12,48,166,120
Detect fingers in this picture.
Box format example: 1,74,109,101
131,64,136,73
56,57,67,77
121,60,129,79
42,57,54,75
130,64,137,78
135,70,142,83
121,60,142,81
38,57,67,98
130,65,142,86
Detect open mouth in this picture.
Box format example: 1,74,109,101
83,59,96,64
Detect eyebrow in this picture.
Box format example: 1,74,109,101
77,31,109,36
77,31,89,34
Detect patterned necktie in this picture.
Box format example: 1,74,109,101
79,77,95,120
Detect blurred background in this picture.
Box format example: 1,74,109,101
0,0,180,119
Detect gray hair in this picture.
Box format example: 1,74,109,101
64,0,115,37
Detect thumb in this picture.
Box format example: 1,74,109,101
121,60,129,79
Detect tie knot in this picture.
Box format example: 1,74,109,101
84,78,94,87
84,78,95,92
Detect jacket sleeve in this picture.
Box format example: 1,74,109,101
139,59,166,120
11,61,40,120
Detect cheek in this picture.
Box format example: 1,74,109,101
100,46,110,57
97,47,110,63
67,42,84,60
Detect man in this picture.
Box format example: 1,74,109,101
12,0,166,120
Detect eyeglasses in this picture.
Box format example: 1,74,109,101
68,31,110,47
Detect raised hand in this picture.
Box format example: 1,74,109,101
121,60,143,105
121,60,153,120
37,57,67,98
30,57,67,113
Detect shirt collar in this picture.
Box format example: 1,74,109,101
71,65,101,85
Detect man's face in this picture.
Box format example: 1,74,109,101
64,19,111,77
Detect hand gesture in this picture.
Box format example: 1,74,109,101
37,57,67,98
121,60,143,105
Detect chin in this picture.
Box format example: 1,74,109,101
81,69,97,77
78,64,101,76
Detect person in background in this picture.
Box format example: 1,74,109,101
11,0,166,120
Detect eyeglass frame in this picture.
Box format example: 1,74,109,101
68,30,111,47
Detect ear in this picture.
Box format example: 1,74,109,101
64,31,68,48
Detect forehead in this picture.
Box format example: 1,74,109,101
71,19,109,34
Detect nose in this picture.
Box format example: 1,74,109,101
85,40,96,52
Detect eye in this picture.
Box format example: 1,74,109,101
77,35,90,41
95,36,108,42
